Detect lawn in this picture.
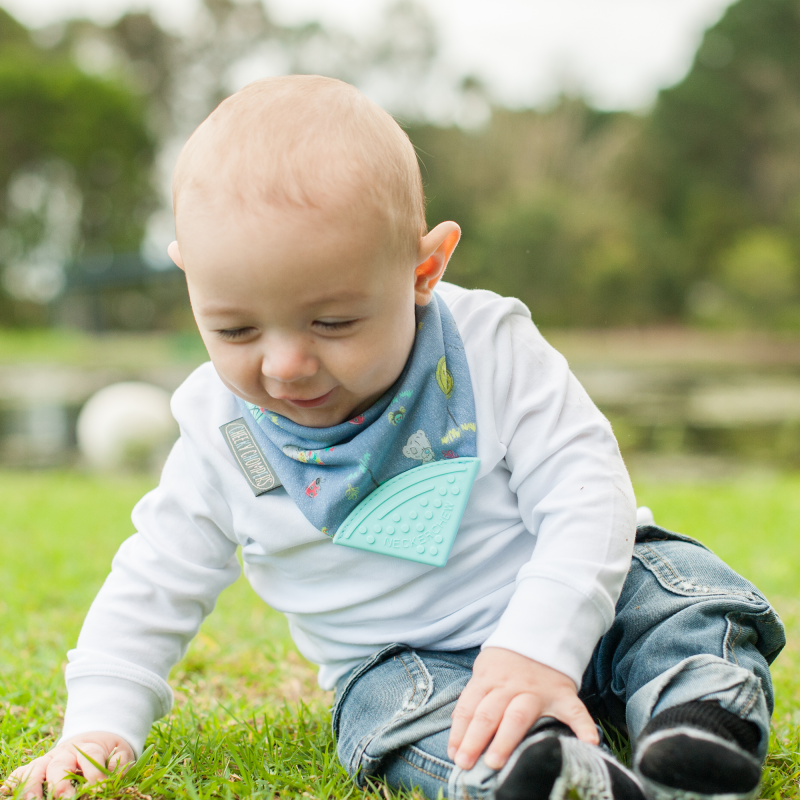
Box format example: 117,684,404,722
1,470,799,798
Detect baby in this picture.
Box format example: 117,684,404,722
6,76,784,800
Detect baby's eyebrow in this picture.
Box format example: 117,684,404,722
197,303,252,317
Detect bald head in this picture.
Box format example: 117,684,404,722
173,76,427,260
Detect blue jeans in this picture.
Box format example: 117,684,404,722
331,525,785,799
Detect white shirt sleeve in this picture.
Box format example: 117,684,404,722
60,435,241,756
456,294,637,686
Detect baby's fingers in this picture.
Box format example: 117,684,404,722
44,752,84,798
483,693,542,770
3,757,52,799
447,680,489,760
74,744,115,788
451,690,511,770
547,694,598,745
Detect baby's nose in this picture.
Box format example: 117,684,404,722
260,337,318,382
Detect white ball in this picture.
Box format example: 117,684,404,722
77,382,178,471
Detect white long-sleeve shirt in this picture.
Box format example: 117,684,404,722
61,282,636,755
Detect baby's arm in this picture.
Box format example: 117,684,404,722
446,289,637,769
4,426,241,793
55,443,239,753
3,733,133,799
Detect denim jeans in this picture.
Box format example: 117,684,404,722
331,525,785,800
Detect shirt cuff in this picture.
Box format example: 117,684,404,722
61,659,173,757
481,575,611,687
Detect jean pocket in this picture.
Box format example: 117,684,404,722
631,531,785,665
633,533,761,600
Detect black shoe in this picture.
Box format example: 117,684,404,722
496,721,645,800
633,702,762,800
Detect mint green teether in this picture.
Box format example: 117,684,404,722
333,457,480,567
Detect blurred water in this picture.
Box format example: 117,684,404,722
0,365,194,468
1,359,799,471
1,326,798,470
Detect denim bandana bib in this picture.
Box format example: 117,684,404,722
239,293,478,542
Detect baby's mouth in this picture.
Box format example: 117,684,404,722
280,388,336,409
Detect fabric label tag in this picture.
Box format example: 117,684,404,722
220,418,282,496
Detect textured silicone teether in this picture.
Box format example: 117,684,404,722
333,457,480,567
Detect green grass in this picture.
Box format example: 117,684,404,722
1,470,799,798
0,329,208,369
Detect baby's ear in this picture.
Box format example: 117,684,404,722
414,222,461,305
168,241,185,271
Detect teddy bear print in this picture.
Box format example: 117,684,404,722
402,430,435,463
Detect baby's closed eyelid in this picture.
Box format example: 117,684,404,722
313,319,358,331
216,326,256,340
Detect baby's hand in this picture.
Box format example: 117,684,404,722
2,732,134,799
448,647,598,771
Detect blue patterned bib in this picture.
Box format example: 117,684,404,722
240,293,477,536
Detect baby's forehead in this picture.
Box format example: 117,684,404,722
177,184,404,289
173,76,425,257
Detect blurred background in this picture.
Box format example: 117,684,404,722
1,0,799,476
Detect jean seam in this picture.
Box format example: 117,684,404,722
407,743,453,772
739,675,760,718
398,750,450,784
725,612,742,667
400,654,421,709
638,543,681,584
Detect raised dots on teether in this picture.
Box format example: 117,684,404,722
332,457,481,567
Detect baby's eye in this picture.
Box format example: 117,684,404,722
216,327,255,340
313,319,358,332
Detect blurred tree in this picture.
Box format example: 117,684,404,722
408,101,687,325
0,7,29,50
628,0,800,327
4,0,800,330
0,8,156,325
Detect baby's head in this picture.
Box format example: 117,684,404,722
169,76,460,427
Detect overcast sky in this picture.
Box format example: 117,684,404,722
4,0,735,109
